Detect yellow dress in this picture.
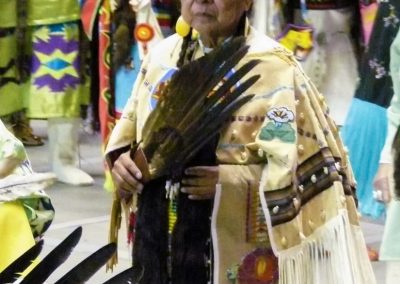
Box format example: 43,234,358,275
0,120,54,272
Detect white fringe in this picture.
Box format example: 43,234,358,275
258,166,376,284
275,211,376,284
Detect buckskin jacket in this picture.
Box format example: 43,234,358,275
105,25,375,284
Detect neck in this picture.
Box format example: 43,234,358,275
199,31,232,48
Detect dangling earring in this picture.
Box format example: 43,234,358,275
176,16,191,37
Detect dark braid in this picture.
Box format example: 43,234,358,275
112,0,137,69
176,29,193,68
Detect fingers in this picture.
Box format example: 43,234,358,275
183,166,219,185
184,166,219,178
181,186,215,200
373,177,391,203
181,166,219,200
111,152,143,195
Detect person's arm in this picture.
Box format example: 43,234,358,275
105,55,150,196
373,30,400,203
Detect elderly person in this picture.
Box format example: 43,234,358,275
106,0,375,283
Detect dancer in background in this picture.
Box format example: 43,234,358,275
21,0,94,185
284,0,361,126
375,26,400,260
0,1,43,147
341,0,400,219
81,0,179,190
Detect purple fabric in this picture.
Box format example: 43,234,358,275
31,25,81,93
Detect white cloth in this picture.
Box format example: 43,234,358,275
294,8,358,125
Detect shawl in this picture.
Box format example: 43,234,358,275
105,27,375,283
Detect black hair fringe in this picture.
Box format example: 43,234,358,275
112,0,137,69
132,139,217,284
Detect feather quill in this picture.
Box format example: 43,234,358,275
102,266,144,284
0,240,43,283
54,243,116,284
19,226,82,284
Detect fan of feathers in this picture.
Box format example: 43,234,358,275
0,227,142,284
133,36,261,182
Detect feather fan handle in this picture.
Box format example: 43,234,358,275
0,240,43,283
102,266,144,284
54,243,117,284
20,227,82,284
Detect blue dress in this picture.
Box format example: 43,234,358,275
341,0,400,219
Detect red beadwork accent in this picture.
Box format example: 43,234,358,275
238,248,279,284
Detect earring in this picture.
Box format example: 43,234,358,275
176,16,191,37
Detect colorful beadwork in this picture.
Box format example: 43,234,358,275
246,183,269,244
238,248,279,284
168,199,177,234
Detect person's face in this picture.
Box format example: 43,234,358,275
180,0,252,40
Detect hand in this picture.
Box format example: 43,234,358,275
181,166,219,200
373,163,393,204
111,151,143,199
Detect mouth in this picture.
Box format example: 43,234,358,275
193,12,215,20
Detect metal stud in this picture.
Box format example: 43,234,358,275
231,129,238,140
299,113,305,124
321,210,326,222
323,167,329,175
281,237,288,248
311,174,317,183
299,184,304,193
298,144,304,155
308,220,315,230
258,148,264,158
241,151,247,161
293,198,300,210
272,206,280,214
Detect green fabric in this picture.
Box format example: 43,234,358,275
27,0,80,26
0,1,17,27
25,23,89,119
0,0,80,27
380,200,400,260
0,30,24,116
